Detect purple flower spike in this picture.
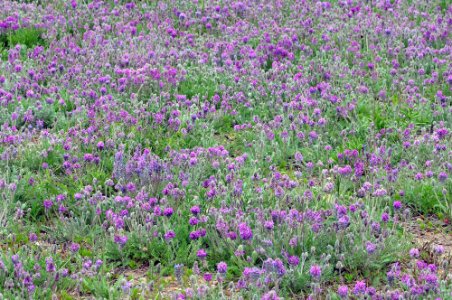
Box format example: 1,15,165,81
309,265,321,279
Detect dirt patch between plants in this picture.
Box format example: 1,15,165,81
403,217,452,275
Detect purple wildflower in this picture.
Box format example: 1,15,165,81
353,280,366,295
309,265,321,279
217,262,227,274
238,222,253,240
337,285,348,298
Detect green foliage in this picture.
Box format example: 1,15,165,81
404,182,442,214
178,73,218,100
0,27,46,49
213,114,235,134
81,276,122,299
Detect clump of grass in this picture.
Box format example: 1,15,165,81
0,27,46,49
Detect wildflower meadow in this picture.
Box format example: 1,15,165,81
0,0,451,299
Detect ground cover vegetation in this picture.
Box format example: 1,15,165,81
0,0,451,299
